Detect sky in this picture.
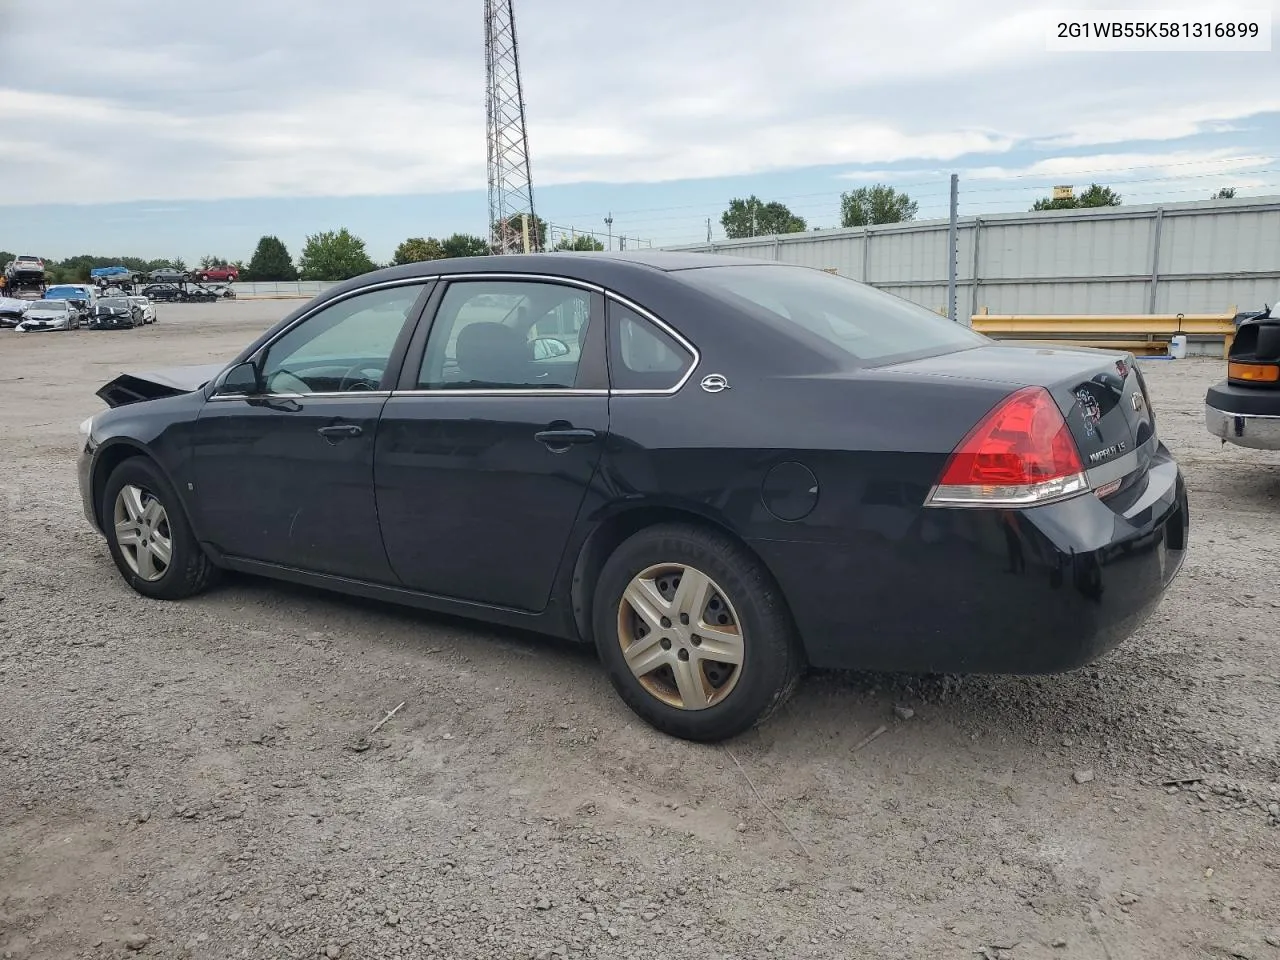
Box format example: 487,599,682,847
1,0,1278,264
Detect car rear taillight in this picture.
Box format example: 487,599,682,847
925,386,1088,508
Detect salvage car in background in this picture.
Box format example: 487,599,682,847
76,253,1189,741
4,254,46,291
87,297,142,330
44,284,97,319
1205,306,1280,450
193,265,239,282
0,296,30,328
128,296,157,324
140,283,183,303
148,268,188,284
91,266,143,286
16,298,80,332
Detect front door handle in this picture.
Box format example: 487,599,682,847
534,427,597,451
317,423,363,443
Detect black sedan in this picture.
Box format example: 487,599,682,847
86,297,142,330
76,253,1189,741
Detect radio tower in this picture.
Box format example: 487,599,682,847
485,0,540,254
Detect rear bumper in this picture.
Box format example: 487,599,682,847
1205,381,1280,450
750,445,1188,674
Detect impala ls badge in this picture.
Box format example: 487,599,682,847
700,374,730,393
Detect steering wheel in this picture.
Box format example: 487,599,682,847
265,368,310,395
339,362,386,392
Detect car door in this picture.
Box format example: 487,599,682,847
192,280,433,581
375,276,609,611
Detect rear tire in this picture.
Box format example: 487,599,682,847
101,457,218,600
592,522,804,742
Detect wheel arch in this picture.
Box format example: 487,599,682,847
90,439,186,533
567,502,796,646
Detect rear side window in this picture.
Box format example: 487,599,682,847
608,302,693,391
681,264,986,365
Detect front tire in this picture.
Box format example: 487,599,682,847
101,457,217,600
592,523,804,742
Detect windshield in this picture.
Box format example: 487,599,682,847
101,298,129,308
35,300,68,311
681,264,987,365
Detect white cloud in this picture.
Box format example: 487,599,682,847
0,0,1276,205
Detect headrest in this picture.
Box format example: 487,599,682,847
455,321,529,386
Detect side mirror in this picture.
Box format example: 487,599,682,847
530,336,570,361
216,359,261,396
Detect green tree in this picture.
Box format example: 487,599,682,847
0,250,14,268
297,229,376,280
440,233,491,258
1213,187,1236,199
244,235,298,281
393,237,446,265
720,196,806,239
839,184,918,227
199,254,230,270
553,233,605,251
1032,183,1122,211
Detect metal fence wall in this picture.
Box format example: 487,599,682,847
666,195,1280,318
234,280,338,298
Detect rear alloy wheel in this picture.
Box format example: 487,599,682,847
102,457,218,600
593,523,804,741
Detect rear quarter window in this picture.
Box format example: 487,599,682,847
607,302,694,391
680,264,986,365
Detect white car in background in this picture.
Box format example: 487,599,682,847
15,299,80,332
128,296,157,324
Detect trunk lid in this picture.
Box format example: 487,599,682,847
878,343,1157,487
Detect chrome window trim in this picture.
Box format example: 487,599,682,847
210,272,702,401
433,272,605,294
208,277,435,398
207,391,393,403
603,290,701,396
389,388,610,398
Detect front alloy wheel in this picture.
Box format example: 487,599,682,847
113,484,172,581
102,457,218,600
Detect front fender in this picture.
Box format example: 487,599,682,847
84,391,208,538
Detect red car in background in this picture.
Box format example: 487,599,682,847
194,265,240,282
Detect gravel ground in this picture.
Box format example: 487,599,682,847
1,303,1278,960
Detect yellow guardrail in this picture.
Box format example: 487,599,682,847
970,307,1238,357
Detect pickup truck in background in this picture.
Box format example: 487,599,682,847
1205,306,1280,451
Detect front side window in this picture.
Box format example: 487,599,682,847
681,264,986,365
259,283,427,394
417,280,592,389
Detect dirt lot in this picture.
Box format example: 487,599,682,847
1,302,1278,960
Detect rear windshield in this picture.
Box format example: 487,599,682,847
681,264,986,364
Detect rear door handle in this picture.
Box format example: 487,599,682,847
534,427,597,450
317,423,363,442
